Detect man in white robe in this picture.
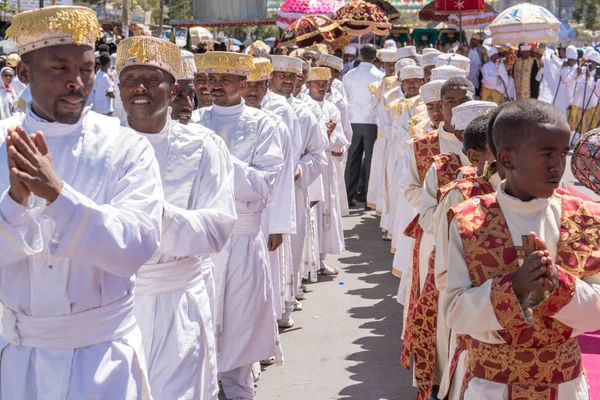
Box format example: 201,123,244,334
241,57,297,336
117,37,237,400
193,51,284,400
537,47,578,117
305,67,348,274
269,55,328,321
0,7,163,398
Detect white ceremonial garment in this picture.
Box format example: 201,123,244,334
285,92,328,293
192,102,284,373
314,99,348,256
0,107,163,399
342,62,385,124
433,172,502,400
259,93,298,322
571,74,597,110
326,89,353,217
443,185,600,400
131,116,236,400
562,66,579,112
481,61,510,97
331,78,348,101
538,49,575,116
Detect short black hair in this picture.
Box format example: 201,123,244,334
491,99,565,152
486,103,508,158
360,44,377,62
97,44,110,53
441,77,474,99
99,52,111,67
463,114,491,153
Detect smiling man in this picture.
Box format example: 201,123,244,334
194,51,284,400
170,49,197,124
192,53,213,110
0,6,163,398
117,36,237,400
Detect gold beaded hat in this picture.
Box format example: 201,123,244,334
420,50,441,68
430,65,467,80
179,50,197,80
116,36,181,80
270,55,303,75
6,6,100,56
419,79,444,104
436,53,470,73
400,65,424,81
195,51,253,76
318,54,343,71
396,46,416,59
306,67,331,82
249,58,273,82
395,58,417,76
451,100,497,131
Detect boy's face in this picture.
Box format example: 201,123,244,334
425,100,444,128
499,121,570,201
442,88,471,133
466,144,496,175
401,78,424,98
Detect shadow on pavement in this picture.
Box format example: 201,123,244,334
337,210,417,400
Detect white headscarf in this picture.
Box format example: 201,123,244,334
0,67,15,119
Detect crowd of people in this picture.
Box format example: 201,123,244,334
0,4,599,400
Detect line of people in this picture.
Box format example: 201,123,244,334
0,6,353,400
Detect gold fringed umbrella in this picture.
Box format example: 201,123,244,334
278,14,351,50
333,1,392,37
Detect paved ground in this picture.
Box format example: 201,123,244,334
225,155,595,400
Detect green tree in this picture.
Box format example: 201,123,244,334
572,0,600,31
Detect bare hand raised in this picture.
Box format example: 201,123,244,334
8,127,63,203
6,128,31,205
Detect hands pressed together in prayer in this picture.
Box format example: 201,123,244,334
326,119,336,138
511,232,559,322
6,126,63,206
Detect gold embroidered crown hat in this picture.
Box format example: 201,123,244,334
431,65,467,81
179,50,197,80
116,36,181,80
306,67,331,82
379,48,398,63
396,46,416,60
451,100,497,131
420,50,441,68
435,53,470,74
420,79,445,104
318,54,343,71
399,65,424,81
6,6,100,56
195,51,253,76
248,58,273,82
394,58,417,76
270,55,303,75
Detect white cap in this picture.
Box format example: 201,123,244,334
451,100,498,131
380,48,398,63
486,46,499,57
179,50,197,80
431,65,467,80
420,79,444,104
318,53,343,71
400,66,424,81
588,51,600,65
520,45,531,52
422,48,439,55
435,53,470,73
395,58,417,75
396,46,417,59
384,39,397,49
420,50,440,68
566,45,577,60
271,55,303,74
344,45,357,55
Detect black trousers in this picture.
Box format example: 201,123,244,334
344,123,377,202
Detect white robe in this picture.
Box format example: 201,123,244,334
313,99,348,256
192,102,284,373
285,93,328,292
132,116,237,400
538,49,576,116
260,92,299,320
0,107,163,399
443,184,600,400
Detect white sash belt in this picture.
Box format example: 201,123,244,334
231,212,262,236
136,255,205,296
1,295,136,350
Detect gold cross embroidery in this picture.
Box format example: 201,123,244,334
515,235,540,259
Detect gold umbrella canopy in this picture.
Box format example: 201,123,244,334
278,14,351,50
334,1,392,37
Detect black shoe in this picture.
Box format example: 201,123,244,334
365,205,373,211
348,199,356,207
355,192,366,203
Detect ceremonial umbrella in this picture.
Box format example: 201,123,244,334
333,0,392,37
447,8,496,30
488,3,561,44
418,0,493,22
278,14,351,50
363,0,401,23
277,0,344,30
571,129,600,197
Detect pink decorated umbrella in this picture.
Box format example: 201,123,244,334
277,0,345,30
